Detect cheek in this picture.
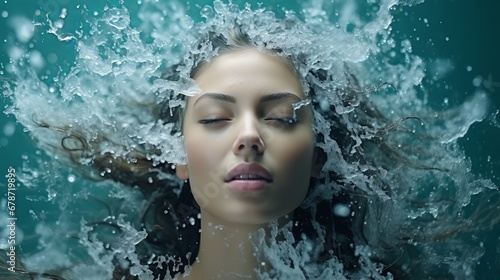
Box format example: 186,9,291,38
183,129,230,182
184,134,214,174
272,131,315,177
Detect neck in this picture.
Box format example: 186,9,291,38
184,210,289,280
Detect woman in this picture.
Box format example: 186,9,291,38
2,1,497,279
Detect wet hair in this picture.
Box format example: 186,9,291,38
3,17,498,280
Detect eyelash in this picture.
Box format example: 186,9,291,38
198,119,231,125
198,118,298,127
266,117,298,126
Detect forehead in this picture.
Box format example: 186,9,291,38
192,48,304,100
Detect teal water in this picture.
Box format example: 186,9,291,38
0,0,499,279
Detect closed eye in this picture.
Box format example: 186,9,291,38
198,119,231,125
199,118,298,127
265,117,298,127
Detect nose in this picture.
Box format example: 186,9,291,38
232,112,265,157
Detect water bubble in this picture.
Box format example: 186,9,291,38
60,8,68,19
472,76,482,87
333,203,350,217
466,65,472,72
319,97,329,112
1,11,8,18
7,46,24,61
29,50,45,70
9,16,34,43
3,122,15,137
188,217,195,226
67,174,76,183
201,6,215,19
401,39,412,53
54,19,65,29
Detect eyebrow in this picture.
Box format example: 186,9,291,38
193,92,302,107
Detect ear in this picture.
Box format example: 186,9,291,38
310,147,323,178
175,165,189,180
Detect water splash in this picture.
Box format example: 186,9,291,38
2,0,496,279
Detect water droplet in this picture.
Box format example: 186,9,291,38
3,122,15,137
472,77,482,87
67,174,76,183
333,203,350,217
9,16,34,43
29,50,45,70
60,8,68,19
54,19,64,29
201,6,215,19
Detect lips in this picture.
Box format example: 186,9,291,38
224,162,273,183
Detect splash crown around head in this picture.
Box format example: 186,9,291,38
3,1,495,279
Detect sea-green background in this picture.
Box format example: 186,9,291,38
1,0,499,279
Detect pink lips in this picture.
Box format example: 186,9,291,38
224,162,273,191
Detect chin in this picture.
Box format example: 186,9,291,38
216,203,295,226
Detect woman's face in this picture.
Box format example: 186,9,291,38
178,48,318,225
